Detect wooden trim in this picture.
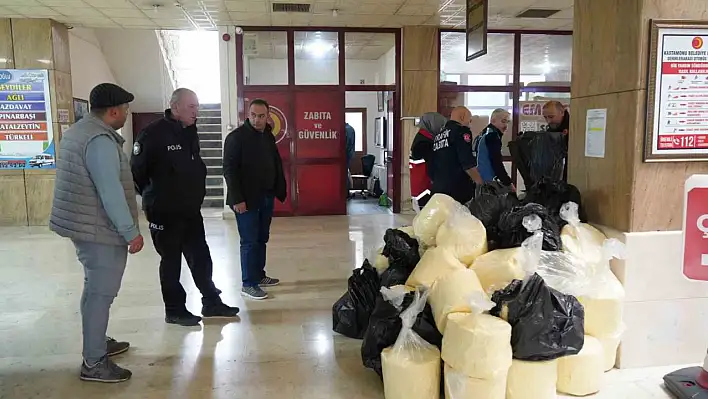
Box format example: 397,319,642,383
287,30,295,87
393,28,402,213
439,85,514,92
345,85,397,91
511,32,522,186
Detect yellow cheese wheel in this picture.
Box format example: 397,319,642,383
397,225,416,238
373,247,389,274
595,334,621,372
381,345,441,399
413,193,459,246
444,363,506,399
406,246,466,288
557,335,604,396
561,223,607,266
578,271,624,337
442,313,512,380
435,212,488,265
506,359,558,399
469,248,525,294
429,269,486,333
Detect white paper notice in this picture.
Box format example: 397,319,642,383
585,108,607,158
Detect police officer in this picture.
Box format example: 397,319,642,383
131,88,239,326
429,106,483,204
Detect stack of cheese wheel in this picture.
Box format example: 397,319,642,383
435,211,488,266
557,335,604,396
442,312,513,399
470,248,525,294
428,268,486,333
406,247,466,289
412,193,459,247
562,222,625,372
506,359,558,399
381,344,441,399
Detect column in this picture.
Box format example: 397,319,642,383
570,0,708,368
0,19,73,226
400,26,438,213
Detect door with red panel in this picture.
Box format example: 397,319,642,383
293,90,346,216
243,91,294,216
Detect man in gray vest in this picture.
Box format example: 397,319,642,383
50,83,144,383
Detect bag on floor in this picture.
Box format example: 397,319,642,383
332,260,381,339
509,130,566,188
361,286,442,378
497,203,562,251
466,183,520,249
379,228,420,287
523,178,586,226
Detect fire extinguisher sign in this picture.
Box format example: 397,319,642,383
682,175,708,281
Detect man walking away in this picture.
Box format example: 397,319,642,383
429,106,483,204
410,112,447,210
542,100,570,181
345,122,356,196
223,99,287,300
49,83,143,383
476,108,514,190
131,88,239,326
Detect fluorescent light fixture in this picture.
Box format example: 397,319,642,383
306,39,332,58
37,59,52,64
541,62,553,74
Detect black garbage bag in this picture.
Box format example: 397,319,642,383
466,183,521,250
523,178,587,226
361,292,442,378
381,228,420,271
490,273,585,361
497,203,562,251
509,130,567,188
379,265,412,288
332,260,381,339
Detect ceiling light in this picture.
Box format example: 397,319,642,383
306,39,332,58
541,62,553,74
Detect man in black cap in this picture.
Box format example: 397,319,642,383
50,83,143,383
131,88,239,326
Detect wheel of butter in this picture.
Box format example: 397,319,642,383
594,334,621,372
444,363,506,399
413,193,459,246
561,223,607,265
506,359,558,399
578,271,624,337
436,211,488,266
406,246,466,289
429,268,486,333
557,335,604,396
442,312,512,380
470,248,525,294
382,345,441,399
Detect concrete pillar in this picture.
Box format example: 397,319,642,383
571,0,708,368
0,18,73,226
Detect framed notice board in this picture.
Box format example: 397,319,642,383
465,0,488,61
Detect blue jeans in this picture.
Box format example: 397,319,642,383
235,196,275,287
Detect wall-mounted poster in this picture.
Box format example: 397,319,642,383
0,69,55,169
73,98,89,123
645,20,708,161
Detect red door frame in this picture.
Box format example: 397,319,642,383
437,29,572,186
235,27,402,216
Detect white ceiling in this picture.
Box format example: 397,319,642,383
244,31,396,59
0,0,574,30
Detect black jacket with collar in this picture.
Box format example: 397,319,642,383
131,109,208,214
223,120,287,209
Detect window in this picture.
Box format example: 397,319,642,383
243,31,288,85
294,31,339,85
345,32,395,86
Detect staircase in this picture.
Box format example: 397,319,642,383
197,104,224,208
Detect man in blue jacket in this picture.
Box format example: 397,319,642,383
476,108,514,190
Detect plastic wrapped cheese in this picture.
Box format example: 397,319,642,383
442,312,512,379
557,335,604,396
406,246,466,288
397,225,416,238
578,270,624,337
506,359,558,399
436,211,488,265
561,222,606,264
444,363,506,399
373,247,389,274
595,334,620,371
469,248,524,294
381,288,441,399
413,193,460,247
429,269,485,333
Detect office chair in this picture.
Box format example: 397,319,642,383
350,154,376,199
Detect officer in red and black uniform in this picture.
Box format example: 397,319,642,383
409,112,447,210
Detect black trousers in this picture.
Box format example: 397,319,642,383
145,208,221,315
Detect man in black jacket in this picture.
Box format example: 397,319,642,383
476,108,514,190
131,88,239,326
223,98,287,300
543,100,570,181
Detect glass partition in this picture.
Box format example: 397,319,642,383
294,31,339,85
345,32,395,86
243,31,288,85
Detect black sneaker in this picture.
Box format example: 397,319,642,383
106,337,129,357
259,276,280,287
165,311,202,326
80,356,132,383
202,303,240,318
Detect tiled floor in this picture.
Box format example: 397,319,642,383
0,213,691,398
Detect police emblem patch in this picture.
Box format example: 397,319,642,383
133,142,141,156
463,133,471,143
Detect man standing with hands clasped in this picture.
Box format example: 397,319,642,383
131,88,239,326
50,83,142,383
223,99,287,300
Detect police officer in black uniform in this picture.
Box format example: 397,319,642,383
131,88,239,326
429,106,483,204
